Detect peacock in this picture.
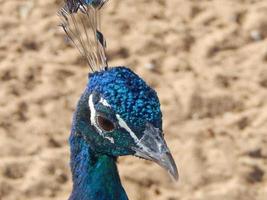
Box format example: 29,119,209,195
58,0,178,199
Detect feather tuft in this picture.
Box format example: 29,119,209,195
58,0,109,72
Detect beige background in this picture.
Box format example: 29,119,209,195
0,0,267,200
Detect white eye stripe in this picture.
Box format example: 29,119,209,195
105,136,114,143
116,114,139,143
116,114,150,153
88,94,114,144
100,97,111,107
89,94,102,133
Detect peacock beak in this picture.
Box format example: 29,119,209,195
132,123,179,181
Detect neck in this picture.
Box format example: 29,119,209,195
69,131,128,200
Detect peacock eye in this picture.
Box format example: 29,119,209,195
96,115,115,132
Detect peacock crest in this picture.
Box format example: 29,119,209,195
59,0,109,72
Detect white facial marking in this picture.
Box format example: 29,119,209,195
88,94,114,144
89,94,102,134
100,97,111,107
116,114,139,142
116,114,150,153
105,136,114,143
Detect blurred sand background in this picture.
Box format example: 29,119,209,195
0,0,267,199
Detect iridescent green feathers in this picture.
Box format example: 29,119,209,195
59,0,109,72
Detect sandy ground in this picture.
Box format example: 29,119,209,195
0,0,267,199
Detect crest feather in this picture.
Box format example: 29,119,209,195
59,0,109,72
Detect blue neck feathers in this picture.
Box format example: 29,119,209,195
69,131,128,200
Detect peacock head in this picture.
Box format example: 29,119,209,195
75,67,178,180
60,0,178,181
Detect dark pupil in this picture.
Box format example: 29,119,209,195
97,116,115,132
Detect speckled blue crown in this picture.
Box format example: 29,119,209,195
87,67,162,130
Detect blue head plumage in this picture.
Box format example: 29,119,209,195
88,67,162,132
